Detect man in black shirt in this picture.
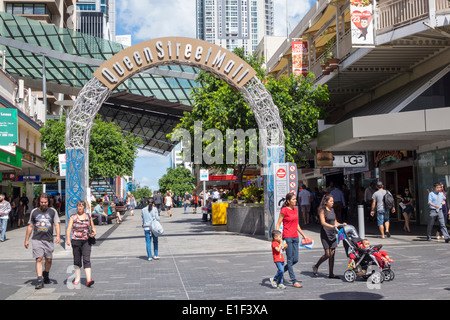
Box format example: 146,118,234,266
24,194,61,289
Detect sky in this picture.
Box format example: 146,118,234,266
115,0,314,191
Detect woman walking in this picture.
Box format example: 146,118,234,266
142,198,160,261
66,201,96,287
313,194,345,279
275,192,309,288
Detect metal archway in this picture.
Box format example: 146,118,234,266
65,37,285,238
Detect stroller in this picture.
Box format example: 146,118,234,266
337,225,395,284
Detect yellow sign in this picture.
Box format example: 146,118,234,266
41,177,57,183
93,37,257,90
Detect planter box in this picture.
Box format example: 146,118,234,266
227,204,265,235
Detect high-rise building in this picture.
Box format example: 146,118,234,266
196,0,274,56
76,0,115,41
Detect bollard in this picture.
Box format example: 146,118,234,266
358,205,365,239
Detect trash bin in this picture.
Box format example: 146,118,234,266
212,203,228,225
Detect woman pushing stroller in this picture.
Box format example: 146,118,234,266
312,193,346,279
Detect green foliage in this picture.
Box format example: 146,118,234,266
158,166,196,196
132,185,152,201
39,116,142,180
169,46,329,171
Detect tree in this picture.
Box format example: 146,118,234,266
131,185,152,202
158,166,196,196
40,115,142,181
170,48,329,187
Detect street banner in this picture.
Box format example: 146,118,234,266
350,0,375,46
292,41,309,76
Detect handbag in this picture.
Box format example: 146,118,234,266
150,208,164,237
87,213,96,245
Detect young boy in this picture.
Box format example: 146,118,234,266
361,239,394,269
270,230,286,289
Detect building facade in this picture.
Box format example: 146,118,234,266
76,0,115,41
263,0,450,225
196,0,274,55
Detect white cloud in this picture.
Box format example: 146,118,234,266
273,0,314,37
116,0,196,42
116,0,314,43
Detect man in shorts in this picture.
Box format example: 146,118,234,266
370,181,395,239
24,193,61,289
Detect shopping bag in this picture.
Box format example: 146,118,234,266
300,237,314,250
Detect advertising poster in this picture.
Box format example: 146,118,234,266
0,108,18,146
350,0,375,46
292,41,309,76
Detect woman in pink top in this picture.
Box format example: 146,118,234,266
275,192,309,288
66,201,96,287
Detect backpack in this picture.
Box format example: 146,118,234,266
383,191,395,210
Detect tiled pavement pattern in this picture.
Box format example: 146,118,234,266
0,207,449,300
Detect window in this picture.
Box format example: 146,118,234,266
6,3,49,15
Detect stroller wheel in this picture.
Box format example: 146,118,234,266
382,269,395,281
369,271,384,284
344,269,357,282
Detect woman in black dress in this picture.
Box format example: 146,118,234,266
312,194,346,279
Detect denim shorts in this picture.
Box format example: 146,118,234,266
376,210,389,226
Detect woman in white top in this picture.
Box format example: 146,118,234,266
164,192,172,217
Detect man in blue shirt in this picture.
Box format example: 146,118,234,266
427,182,450,242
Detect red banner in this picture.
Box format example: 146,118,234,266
292,41,309,76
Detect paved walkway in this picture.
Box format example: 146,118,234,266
0,207,449,301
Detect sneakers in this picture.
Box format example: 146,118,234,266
35,277,44,290
43,271,50,284
269,278,277,288
278,283,286,289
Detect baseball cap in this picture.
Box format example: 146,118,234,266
376,181,383,188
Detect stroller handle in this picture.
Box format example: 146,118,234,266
335,224,346,231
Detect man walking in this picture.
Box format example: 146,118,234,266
371,181,395,238
427,182,450,242
24,193,61,289
0,193,11,241
154,191,163,215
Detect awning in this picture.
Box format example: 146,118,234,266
317,107,450,151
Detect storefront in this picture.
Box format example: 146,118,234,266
417,147,450,225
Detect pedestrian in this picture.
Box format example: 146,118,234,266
24,193,61,289
275,192,309,288
364,181,376,221
129,194,136,216
370,181,394,238
297,185,311,225
427,182,450,242
312,194,345,279
0,193,11,241
17,199,26,227
192,192,199,214
397,187,414,233
66,201,96,287
154,191,163,215
183,192,191,214
330,184,346,222
92,200,108,225
141,198,160,261
269,230,286,289
164,192,173,217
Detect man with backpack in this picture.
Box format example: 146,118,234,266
370,181,395,239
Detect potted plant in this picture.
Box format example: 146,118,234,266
327,51,340,70
321,57,330,75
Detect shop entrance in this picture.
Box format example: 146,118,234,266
382,166,415,221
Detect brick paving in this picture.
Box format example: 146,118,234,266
0,207,449,301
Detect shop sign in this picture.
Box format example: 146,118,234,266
292,41,309,77
1,172,16,180
316,151,366,168
350,0,375,46
41,177,57,184
374,151,405,167
17,175,40,182
94,37,256,90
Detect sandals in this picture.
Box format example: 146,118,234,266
87,280,95,287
